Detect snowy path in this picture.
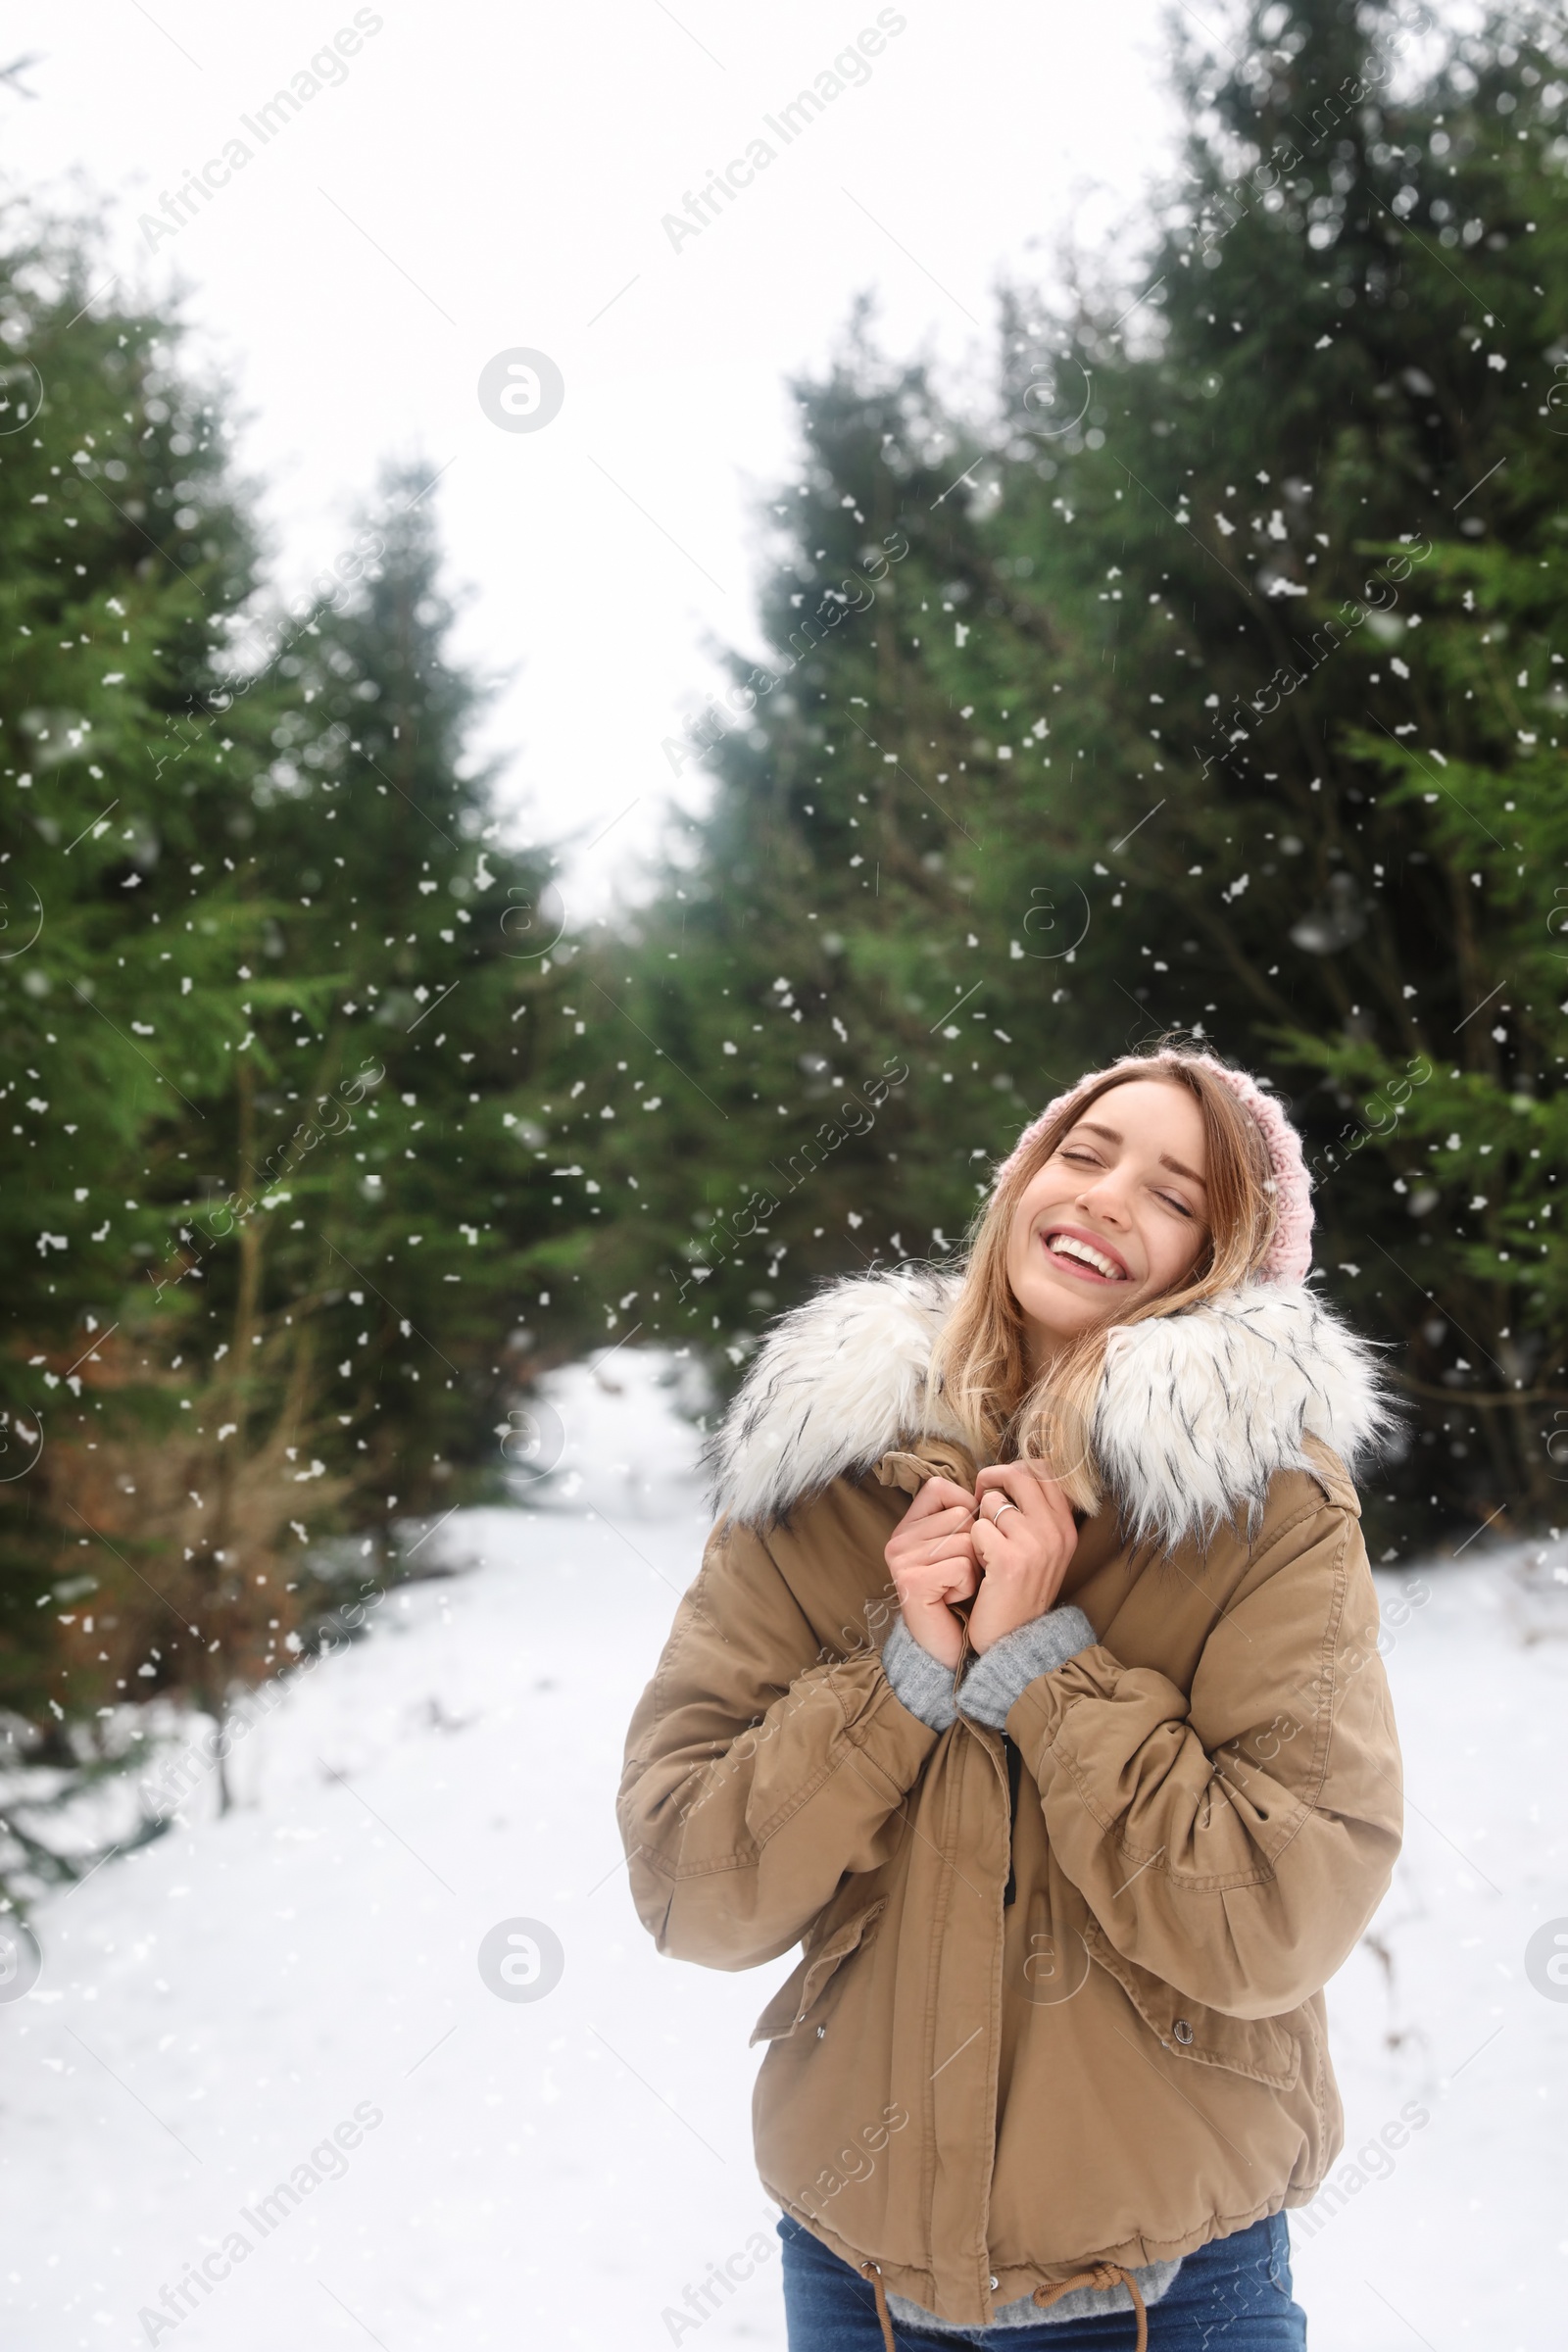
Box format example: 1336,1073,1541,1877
2,1358,1565,2351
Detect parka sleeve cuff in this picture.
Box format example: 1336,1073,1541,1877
958,1606,1098,1729
879,1615,958,1732
1002,1641,1169,1760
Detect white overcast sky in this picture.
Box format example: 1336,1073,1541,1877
3,0,1200,908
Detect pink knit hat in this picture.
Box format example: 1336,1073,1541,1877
992,1049,1314,1288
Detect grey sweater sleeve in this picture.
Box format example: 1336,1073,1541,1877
879,1615,959,1732
956,1606,1098,1730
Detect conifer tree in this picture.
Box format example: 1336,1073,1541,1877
0,220,277,1738
0,223,592,1764
580,0,1568,1543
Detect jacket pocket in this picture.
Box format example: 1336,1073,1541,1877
750,1895,888,2047
1082,1919,1301,2090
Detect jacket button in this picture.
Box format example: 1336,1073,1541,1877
1173,2018,1194,2044
989,2277,1000,2292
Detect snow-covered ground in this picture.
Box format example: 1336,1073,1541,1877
2,1354,1565,2351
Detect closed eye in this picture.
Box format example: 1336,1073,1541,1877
1061,1145,1197,1220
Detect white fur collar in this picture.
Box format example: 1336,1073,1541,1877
707,1267,1392,1546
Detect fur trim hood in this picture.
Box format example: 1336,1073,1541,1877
708,1267,1393,1546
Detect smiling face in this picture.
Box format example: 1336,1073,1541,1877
1004,1077,1212,1364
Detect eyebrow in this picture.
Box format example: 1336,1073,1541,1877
1073,1120,1208,1191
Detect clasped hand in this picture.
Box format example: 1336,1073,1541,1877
883,1466,1079,1669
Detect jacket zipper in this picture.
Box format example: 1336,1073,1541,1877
953,1612,1023,1909
1002,1735,1022,1908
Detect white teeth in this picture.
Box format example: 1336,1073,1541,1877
1047,1233,1123,1280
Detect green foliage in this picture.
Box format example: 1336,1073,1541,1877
559,0,1568,1546
0,222,596,1759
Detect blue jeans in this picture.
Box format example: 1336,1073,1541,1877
778,2212,1306,2350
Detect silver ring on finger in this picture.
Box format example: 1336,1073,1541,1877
989,1499,1020,1524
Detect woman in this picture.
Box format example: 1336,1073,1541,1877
618,1048,1401,2350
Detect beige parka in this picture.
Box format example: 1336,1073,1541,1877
617,1269,1402,2329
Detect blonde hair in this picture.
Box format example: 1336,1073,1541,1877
930,1051,1279,1514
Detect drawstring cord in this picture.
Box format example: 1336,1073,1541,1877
1034,2263,1149,2350
858,2259,899,2352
